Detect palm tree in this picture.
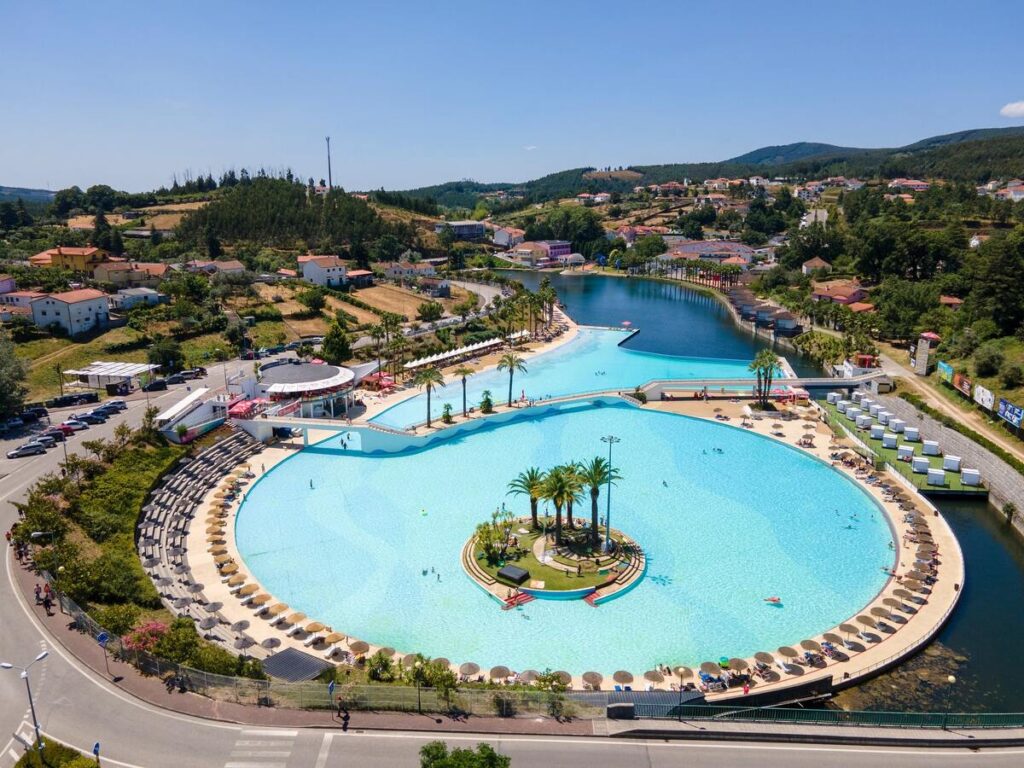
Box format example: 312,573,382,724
413,367,445,428
497,352,528,407
749,348,779,408
453,365,475,417
507,467,546,529
542,466,569,545
562,464,584,530
578,456,621,548
369,324,385,373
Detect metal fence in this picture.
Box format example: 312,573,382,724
634,703,1024,729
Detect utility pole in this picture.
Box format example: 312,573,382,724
325,136,333,190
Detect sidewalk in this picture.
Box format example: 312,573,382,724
12,554,590,736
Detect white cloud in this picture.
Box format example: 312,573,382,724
523,145,537,151
1000,101,1024,118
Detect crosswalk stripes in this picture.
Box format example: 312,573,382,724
224,729,298,768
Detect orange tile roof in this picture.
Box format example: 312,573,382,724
848,302,875,313
45,288,108,304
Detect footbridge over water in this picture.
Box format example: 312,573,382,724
234,370,885,454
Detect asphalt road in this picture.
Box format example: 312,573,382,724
1,368,1022,766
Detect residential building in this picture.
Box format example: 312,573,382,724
748,175,768,187
969,234,989,249
346,269,374,288
694,193,729,209
0,274,15,295
811,279,866,305
534,240,573,260
0,289,46,309
801,256,832,276
111,287,169,310
30,288,109,336
845,178,866,190
704,178,730,191
659,240,755,265
939,295,964,311
383,262,436,280
888,178,930,192
997,184,1024,202
93,261,169,288
557,253,586,267
493,227,526,248
420,277,450,298
434,220,486,241
30,246,111,275
276,268,298,279
302,256,348,287
847,301,875,314
593,192,612,204
186,259,246,274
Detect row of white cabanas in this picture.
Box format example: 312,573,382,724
403,330,531,371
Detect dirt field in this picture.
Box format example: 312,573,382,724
582,169,643,181
66,201,207,231
252,283,377,329
67,213,129,230
353,283,470,318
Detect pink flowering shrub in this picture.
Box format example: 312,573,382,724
122,620,167,652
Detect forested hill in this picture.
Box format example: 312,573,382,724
396,126,1024,207
0,185,54,203
177,177,412,252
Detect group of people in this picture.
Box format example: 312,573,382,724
33,581,55,615
5,526,30,563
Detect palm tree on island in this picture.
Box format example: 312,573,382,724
579,456,621,548
749,349,780,408
497,352,528,407
562,463,584,530
453,365,475,417
507,467,546,529
413,367,445,428
541,466,570,545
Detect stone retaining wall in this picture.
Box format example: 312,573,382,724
877,393,1024,536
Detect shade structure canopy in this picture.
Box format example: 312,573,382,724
230,620,250,632
553,671,572,685
699,661,721,674
220,563,240,575
380,648,397,658
434,658,451,668
582,671,603,686
348,640,369,654
261,637,281,650
907,570,929,581
674,666,694,680
870,606,893,620
519,670,540,683
882,597,904,609
173,564,189,574
777,646,799,658
304,622,326,634
154,576,172,587
459,662,480,676
903,579,926,592
266,603,289,616
227,574,247,586
754,652,775,664
234,637,255,650
839,623,859,635
402,654,419,667
800,640,822,652
199,617,218,630
822,633,844,645
490,666,512,680
187,582,205,594
209,546,228,555
893,588,914,600
173,597,191,608
613,670,634,684
236,584,259,596
856,615,877,628
323,632,345,645
249,593,272,606
728,658,749,671
214,554,234,564
283,612,306,625
205,526,224,534
644,669,664,683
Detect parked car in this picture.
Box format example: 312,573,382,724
18,411,40,424
23,406,49,419
7,443,46,459
33,435,56,448
60,420,89,432
46,392,98,408
52,423,76,436
40,428,66,442
93,404,121,416
166,373,186,385
142,379,168,392
284,341,301,351
103,400,128,411
72,413,106,425
182,367,207,378
267,345,286,355
4,417,24,430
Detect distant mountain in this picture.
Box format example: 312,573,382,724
0,185,54,204
398,127,1024,208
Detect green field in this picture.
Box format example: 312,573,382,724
824,403,983,493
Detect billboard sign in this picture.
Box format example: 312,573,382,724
937,361,954,383
973,384,995,410
952,372,972,397
998,398,1024,429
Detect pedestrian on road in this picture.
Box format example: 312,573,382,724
34,583,42,604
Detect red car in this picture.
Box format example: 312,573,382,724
53,423,76,436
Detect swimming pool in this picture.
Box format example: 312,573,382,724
236,403,893,674
371,327,756,429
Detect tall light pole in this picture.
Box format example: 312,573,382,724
215,349,229,395
601,435,620,552
1,651,49,761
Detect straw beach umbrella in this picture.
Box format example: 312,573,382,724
226,573,247,586
856,615,877,630
434,658,451,668
870,606,893,621
209,546,228,556
380,647,396,658
892,588,914,601
554,671,572,685
237,584,259,596
230,620,250,632
674,666,694,681
490,665,512,680
822,633,844,646
304,622,326,634
728,658,749,672
220,563,239,575
265,603,289,617
882,597,905,612
282,612,306,626
249,593,272,606
613,671,633,684
323,632,345,646
754,652,775,665
519,670,540,683
582,671,603,688
699,661,721,675
777,647,798,660
800,640,822,652
214,554,233,564
460,662,480,677
348,640,369,654
643,669,664,683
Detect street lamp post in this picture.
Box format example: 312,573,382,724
215,349,229,395
414,661,423,713
600,435,620,553
1,651,49,761
942,674,957,730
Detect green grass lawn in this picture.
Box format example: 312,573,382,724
474,527,628,591
824,403,982,493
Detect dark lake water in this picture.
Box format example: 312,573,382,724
503,270,1024,712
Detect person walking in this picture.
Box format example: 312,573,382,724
34,584,42,604
42,595,53,616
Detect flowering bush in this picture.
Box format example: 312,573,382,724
122,620,167,652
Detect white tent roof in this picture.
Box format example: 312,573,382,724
63,361,159,378
265,367,354,394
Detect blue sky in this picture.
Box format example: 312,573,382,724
2,0,1023,192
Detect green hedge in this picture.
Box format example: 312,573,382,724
898,392,1024,476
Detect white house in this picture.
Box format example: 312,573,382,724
748,176,768,188
111,287,168,310
302,256,348,287
30,288,109,336
384,262,436,280
0,274,15,295
493,227,525,248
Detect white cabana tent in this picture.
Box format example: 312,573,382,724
404,338,504,371
63,360,159,389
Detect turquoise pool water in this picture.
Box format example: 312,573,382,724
371,327,755,429
236,403,893,674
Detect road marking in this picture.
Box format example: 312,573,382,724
224,763,287,768
233,741,294,747
240,729,297,738
6,748,19,762
314,733,333,768
229,751,292,758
